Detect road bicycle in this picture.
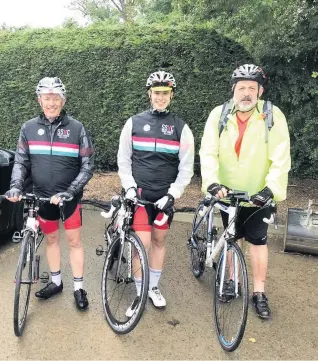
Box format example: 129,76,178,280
94,191,170,334
0,193,68,336
187,190,276,351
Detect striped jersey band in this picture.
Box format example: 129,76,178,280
132,136,180,154
28,141,79,157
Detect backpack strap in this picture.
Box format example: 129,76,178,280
219,99,234,137
263,100,273,143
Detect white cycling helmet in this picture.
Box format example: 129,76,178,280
36,77,66,98
146,70,176,92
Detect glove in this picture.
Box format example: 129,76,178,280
55,191,74,201
5,187,22,200
155,194,175,212
207,183,229,198
51,191,74,205
250,186,273,207
125,187,137,201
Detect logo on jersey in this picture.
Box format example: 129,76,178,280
57,129,70,139
143,124,150,132
161,124,174,136
38,129,45,136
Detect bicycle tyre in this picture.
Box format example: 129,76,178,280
190,203,207,278
101,230,149,334
213,241,248,352
13,230,33,337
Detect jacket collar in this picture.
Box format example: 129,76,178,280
37,110,69,126
149,107,170,116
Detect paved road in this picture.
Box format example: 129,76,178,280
0,209,317,360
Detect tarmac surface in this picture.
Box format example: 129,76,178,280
0,208,317,360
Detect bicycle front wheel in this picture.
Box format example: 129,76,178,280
13,231,33,337
101,231,149,334
189,203,207,278
213,241,248,352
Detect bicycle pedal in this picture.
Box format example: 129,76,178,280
96,245,106,256
40,272,49,283
12,231,23,243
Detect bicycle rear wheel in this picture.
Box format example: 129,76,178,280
213,241,248,352
189,203,207,277
13,231,33,337
101,231,149,334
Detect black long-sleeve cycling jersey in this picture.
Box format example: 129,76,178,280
10,111,95,198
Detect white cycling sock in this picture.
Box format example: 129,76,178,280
149,267,162,290
74,276,83,291
51,270,61,286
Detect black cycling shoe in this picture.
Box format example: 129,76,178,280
74,289,89,311
252,292,271,319
35,281,63,299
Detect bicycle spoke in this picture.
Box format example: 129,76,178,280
14,232,33,337
213,242,248,352
102,231,149,334
190,203,207,277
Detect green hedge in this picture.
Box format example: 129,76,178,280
261,52,318,178
0,24,252,172
2,24,316,177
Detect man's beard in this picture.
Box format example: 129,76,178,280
234,96,257,112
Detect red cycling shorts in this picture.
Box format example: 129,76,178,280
37,199,82,235
132,188,170,233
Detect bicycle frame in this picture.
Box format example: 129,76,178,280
190,191,275,297
102,196,135,283
190,200,234,263
17,194,68,283
101,194,170,282
24,206,45,283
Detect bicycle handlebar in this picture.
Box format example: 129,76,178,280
22,193,52,203
101,196,171,226
200,190,277,226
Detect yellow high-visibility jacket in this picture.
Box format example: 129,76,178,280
199,99,291,201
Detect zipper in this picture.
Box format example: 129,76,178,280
46,120,62,195
50,121,62,146
49,124,53,155
155,113,159,151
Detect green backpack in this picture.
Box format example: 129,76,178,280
218,99,274,143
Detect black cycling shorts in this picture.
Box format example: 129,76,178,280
220,206,271,246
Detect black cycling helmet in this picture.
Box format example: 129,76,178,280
231,64,266,85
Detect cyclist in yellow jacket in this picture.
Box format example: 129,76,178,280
200,64,291,319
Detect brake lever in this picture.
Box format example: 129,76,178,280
153,205,175,226
59,199,66,223
154,213,169,226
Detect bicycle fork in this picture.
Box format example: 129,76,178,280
219,206,240,298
